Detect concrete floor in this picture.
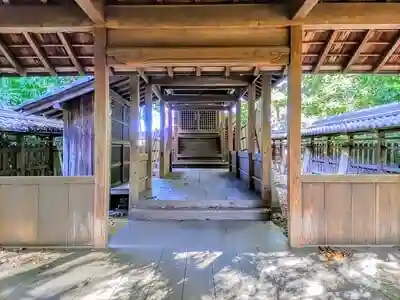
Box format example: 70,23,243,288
113,169,260,202
1,221,400,299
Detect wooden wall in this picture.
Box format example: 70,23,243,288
62,91,130,186
0,176,94,247
302,175,400,246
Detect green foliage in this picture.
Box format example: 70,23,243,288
0,76,82,108
301,74,400,117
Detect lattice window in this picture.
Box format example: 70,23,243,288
180,110,197,130
199,111,217,131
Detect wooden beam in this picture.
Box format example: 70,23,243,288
107,46,289,67
235,100,241,178
373,32,400,73
261,73,272,207
343,30,373,73
129,73,140,209
106,4,288,29
138,71,164,101
313,30,338,73
145,83,152,190
0,5,92,33
287,25,303,247
247,83,255,190
74,0,104,24
171,105,230,111
23,32,56,76
292,0,319,19
0,36,25,75
159,97,166,178
93,26,110,248
151,76,252,87
304,3,400,29
57,32,85,75
164,95,237,103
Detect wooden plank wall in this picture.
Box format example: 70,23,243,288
238,151,250,183
63,92,130,186
231,150,237,174
0,176,95,247
302,175,400,246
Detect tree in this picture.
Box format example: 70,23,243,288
0,76,82,108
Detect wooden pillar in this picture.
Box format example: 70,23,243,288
159,98,166,177
287,25,303,247
167,105,173,173
375,130,385,172
48,136,54,175
235,100,241,178
261,74,272,206
247,83,256,190
145,83,153,189
17,135,26,176
93,27,110,248
129,73,140,209
228,106,233,172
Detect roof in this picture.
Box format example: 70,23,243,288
16,75,157,118
0,108,62,135
272,102,400,138
0,2,399,77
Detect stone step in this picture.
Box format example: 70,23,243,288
131,199,264,209
129,207,270,221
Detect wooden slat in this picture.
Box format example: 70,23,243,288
313,30,338,73
373,31,400,73
74,0,104,24
23,32,56,76
302,182,326,245
0,35,25,75
376,183,400,245
93,26,110,248
343,30,373,72
129,73,140,208
351,183,376,245
325,183,352,245
57,32,85,75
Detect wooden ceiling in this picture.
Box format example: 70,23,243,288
0,1,398,92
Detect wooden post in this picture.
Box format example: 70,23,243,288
93,26,110,248
247,83,256,190
235,100,241,178
260,74,272,206
129,73,140,209
145,83,153,189
167,105,173,172
16,135,26,176
228,106,233,172
159,98,166,177
375,130,385,172
287,25,303,247
48,136,54,175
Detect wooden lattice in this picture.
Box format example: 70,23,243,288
179,110,217,132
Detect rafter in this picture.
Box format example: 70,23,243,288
57,32,85,75
292,0,319,19
74,0,104,24
373,32,400,73
313,30,338,73
23,32,56,76
0,35,25,75
151,76,251,87
343,30,373,72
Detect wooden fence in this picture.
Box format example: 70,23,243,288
0,176,95,247
301,175,400,246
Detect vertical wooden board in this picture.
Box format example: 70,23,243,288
302,182,326,245
0,184,38,245
351,183,376,245
37,183,69,245
325,182,352,245
68,183,94,246
376,183,400,245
